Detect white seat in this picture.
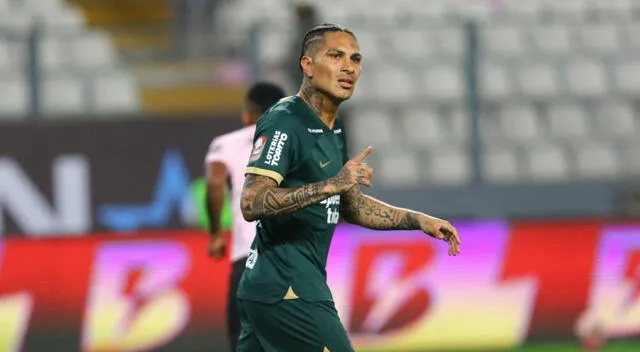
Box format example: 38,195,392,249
577,24,620,54
40,36,76,72
375,68,416,102
75,31,119,70
0,12,33,36
621,142,640,176
573,142,620,180
18,0,66,13
481,63,511,100
402,107,446,147
259,29,290,65
547,103,590,140
525,145,570,182
530,24,573,55
594,101,636,138
517,63,558,99
542,0,586,21
41,75,85,115
498,103,543,143
91,73,139,113
426,148,471,186
483,147,521,183
614,60,640,94
0,76,28,117
423,65,463,101
502,0,542,21
565,59,608,98
377,149,420,187
625,23,640,49
391,29,427,60
349,109,394,148
434,26,464,57
482,25,527,57
590,0,632,19
42,7,85,31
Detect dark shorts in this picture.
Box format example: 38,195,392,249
236,298,354,352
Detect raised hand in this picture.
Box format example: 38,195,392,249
329,146,374,193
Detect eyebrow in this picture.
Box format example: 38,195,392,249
327,48,362,58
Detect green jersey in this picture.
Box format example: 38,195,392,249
237,96,348,303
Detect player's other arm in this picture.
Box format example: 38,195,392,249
240,147,375,222
338,149,461,256
340,188,461,256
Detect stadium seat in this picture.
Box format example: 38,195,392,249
375,67,417,102
349,108,395,148
594,100,637,138
41,74,86,115
621,142,640,176
577,24,621,54
427,148,471,186
502,0,542,21
481,62,512,100
0,75,28,117
377,149,420,187
543,0,586,21
75,31,119,71
573,142,621,180
433,25,464,58
546,103,591,140
422,64,463,102
498,103,543,143
517,62,559,99
530,24,573,55
614,59,640,94
524,144,571,182
91,73,139,113
482,25,527,58
483,146,521,183
564,59,608,98
402,107,446,147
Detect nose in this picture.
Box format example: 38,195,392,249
341,59,356,73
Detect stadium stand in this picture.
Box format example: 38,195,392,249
0,0,141,116
214,0,640,186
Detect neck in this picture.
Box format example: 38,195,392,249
297,84,339,129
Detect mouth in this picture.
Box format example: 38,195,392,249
338,78,354,89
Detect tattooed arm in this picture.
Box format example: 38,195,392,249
340,186,462,256
339,186,421,230
240,174,335,221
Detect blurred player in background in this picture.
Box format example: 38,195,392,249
236,23,461,352
204,82,286,351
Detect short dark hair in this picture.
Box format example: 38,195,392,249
299,23,356,64
245,82,286,117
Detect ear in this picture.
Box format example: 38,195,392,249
300,56,314,79
241,108,252,126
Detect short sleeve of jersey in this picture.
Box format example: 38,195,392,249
245,114,301,185
204,137,228,165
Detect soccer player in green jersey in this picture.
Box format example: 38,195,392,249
236,23,462,352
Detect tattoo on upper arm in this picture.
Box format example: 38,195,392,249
340,187,420,230
241,174,331,221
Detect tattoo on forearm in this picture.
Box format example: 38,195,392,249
340,188,421,230
241,174,334,221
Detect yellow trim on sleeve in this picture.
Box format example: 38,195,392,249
245,167,284,185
